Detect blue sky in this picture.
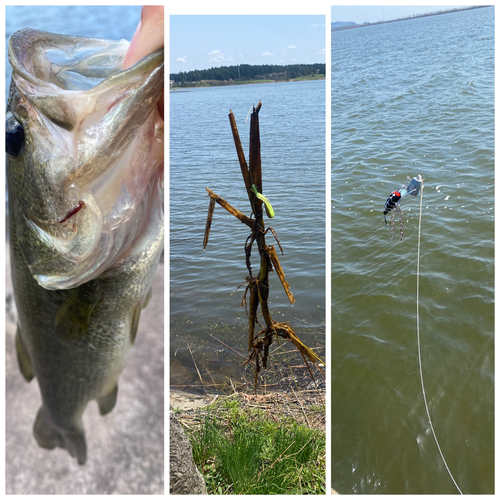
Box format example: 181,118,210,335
170,15,325,73
331,6,468,25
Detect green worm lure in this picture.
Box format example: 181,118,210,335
251,184,275,218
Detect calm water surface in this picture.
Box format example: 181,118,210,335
331,7,493,494
170,80,325,392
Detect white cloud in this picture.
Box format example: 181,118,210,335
318,48,326,56
262,51,274,56
176,56,187,63
287,45,296,49
208,49,230,63
311,23,325,28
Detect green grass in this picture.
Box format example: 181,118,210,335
186,400,325,494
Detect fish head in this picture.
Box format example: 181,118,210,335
7,29,164,290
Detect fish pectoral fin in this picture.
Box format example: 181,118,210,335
130,302,142,346
15,327,35,382
97,383,118,416
142,286,153,310
34,406,87,465
55,290,101,341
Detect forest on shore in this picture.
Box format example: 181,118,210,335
170,63,325,88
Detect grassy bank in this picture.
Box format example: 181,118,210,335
173,391,326,495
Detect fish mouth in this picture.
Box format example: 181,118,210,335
9,29,164,289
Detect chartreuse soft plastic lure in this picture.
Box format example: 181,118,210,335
251,184,275,218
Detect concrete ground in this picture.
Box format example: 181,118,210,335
5,246,164,494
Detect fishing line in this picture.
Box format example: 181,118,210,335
415,181,463,495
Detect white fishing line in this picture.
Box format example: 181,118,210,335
415,180,463,495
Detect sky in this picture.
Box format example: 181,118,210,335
170,15,325,74
331,5,469,25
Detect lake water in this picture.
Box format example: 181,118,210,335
5,6,141,101
331,7,493,494
170,80,326,392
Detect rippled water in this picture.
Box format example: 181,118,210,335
331,7,493,494
170,80,325,392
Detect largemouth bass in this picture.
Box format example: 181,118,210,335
6,28,164,464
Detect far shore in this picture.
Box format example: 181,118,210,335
170,75,325,91
332,5,490,31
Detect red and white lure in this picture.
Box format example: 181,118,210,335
383,175,422,241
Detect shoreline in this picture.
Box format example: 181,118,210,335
332,6,490,32
171,388,326,429
170,76,325,91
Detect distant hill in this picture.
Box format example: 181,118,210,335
331,21,357,30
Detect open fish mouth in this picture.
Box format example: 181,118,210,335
7,29,164,290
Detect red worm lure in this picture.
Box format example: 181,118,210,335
58,200,86,223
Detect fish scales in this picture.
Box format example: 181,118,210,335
6,28,164,464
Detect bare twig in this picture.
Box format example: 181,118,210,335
204,330,246,359
187,343,207,395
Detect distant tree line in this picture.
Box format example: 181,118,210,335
170,63,325,85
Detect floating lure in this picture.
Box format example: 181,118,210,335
251,184,275,218
383,175,423,241
383,174,423,223
399,174,423,198
384,191,401,223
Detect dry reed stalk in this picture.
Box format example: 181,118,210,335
206,188,254,228
248,281,259,351
266,245,295,304
249,101,263,195
203,197,216,249
229,110,254,205
204,102,324,393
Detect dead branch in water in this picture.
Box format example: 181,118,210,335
204,102,325,393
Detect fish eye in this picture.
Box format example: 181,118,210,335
6,111,24,157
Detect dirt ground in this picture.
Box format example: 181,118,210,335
171,388,326,432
